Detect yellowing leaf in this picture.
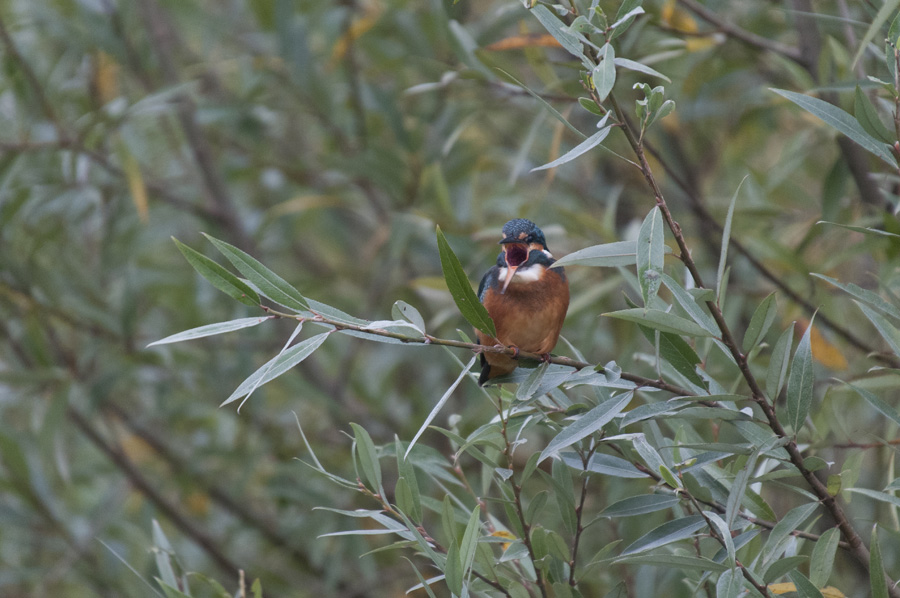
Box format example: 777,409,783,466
329,4,383,67
186,491,211,516
685,35,722,52
799,319,848,370
661,0,698,33
93,51,119,103
768,582,797,595
491,530,516,551
768,582,846,597
486,33,562,51
120,145,149,223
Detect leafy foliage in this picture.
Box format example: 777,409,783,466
4,0,900,597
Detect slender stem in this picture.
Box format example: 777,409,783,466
568,443,598,587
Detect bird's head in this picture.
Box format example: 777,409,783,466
497,219,551,294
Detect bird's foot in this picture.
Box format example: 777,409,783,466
507,345,521,360
539,353,552,363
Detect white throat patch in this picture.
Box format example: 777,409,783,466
498,263,547,285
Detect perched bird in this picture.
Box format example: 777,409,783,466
476,219,569,385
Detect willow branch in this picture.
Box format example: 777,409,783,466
261,306,693,397
609,93,899,596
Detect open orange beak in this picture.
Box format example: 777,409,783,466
500,243,529,294
500,265,518,294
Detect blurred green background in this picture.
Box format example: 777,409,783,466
1,0,898,595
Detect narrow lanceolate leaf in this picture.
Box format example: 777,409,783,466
844,381,900,426
851,0,900,68
809,528,840,588
459,506,482,580
767,323,795,400
604,308,715,338
716,568,742,598
854,86,893,143
785,319,815,433
538,393,632,463
221,332,329,407
762,502,818,564
553,240,637,267
531,125,611,172
148,317,272,347
529,4,585,59
614,58,670,82
856,301,900,357
637,207,665,306
716,178,744,302
600,494,680,518
771,89,894,166
593,44,616,102
816,221,900,239
811,274,900,322
203,234,308,312
350,423,383,494
788,570,825,598
743,292,778,354
444,539,463,596
405,356,476,458
435,226,496,337
636,327,704,388
174,237,260,307
870,526,888,598
621,515,706,555
614,554,727,573
660,273,718,334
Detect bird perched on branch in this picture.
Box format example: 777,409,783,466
476,219,569,385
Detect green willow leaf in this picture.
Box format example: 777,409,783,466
593,44,616,102
531,125,611,172
221,332,329,407
743,292,778,353
621,515,706,555
785,320,815,433
809,528,840,588
553,240,637,267
173,237,260,306
148,317,272,347
812,274,900,322
529,4,584,59
766,323,795,400
637,325,704,388
637,206,664,306
405,356,476,458
351,423,383,495
613,554,727,573
787,570,824,598
717,177,744,302
842,381,900,427
604,308,715,338
854,86,893,143
538,393,633,463
614,58,670,82
871,526,888,598
600,494,680,518
771,89,894,165
856,301,900,356
203,233,308,312
435,226,496,337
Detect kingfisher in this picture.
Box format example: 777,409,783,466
476,219,569,385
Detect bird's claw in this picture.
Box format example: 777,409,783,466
539,353,552,363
